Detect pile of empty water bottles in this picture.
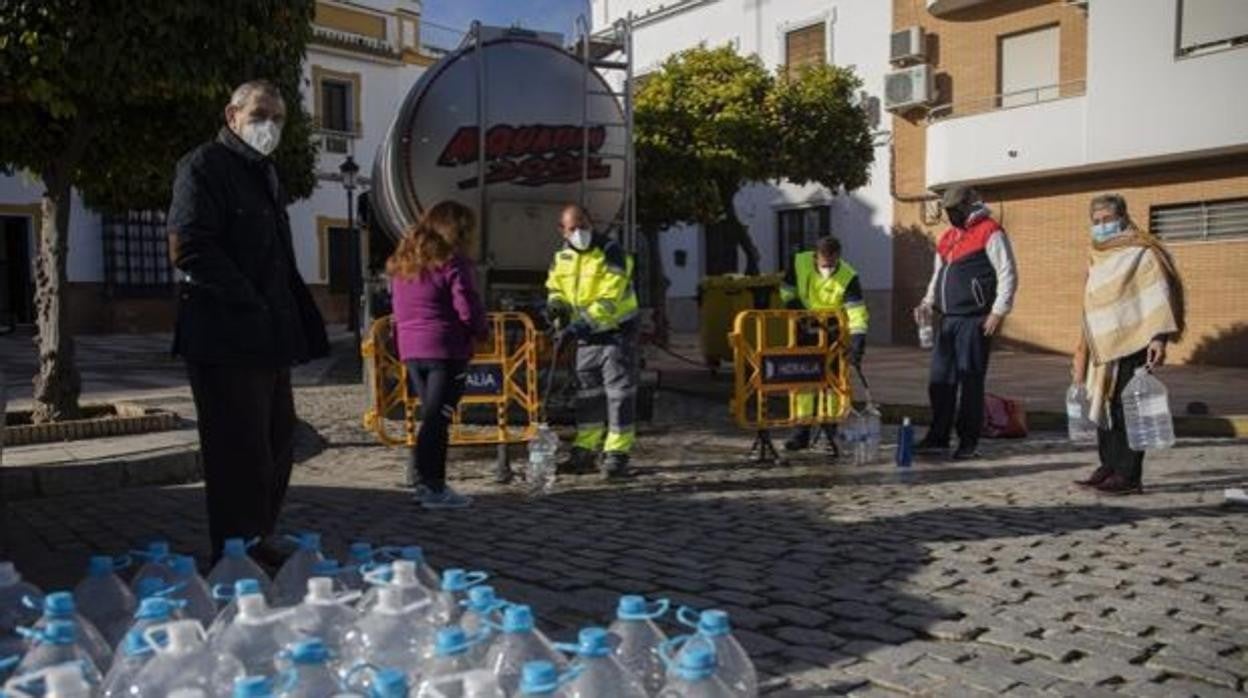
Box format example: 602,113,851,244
0,533,758,697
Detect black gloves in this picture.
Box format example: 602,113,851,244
543,301,571,331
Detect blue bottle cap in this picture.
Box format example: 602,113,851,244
289,638,329,664
171,555,197,577
146,541,171,557
574,627,611,658
502,604,535,634
433,627,471,656
120,629,150,657
441,568,467,591
223,538,248,558
617,595,646,618
233,675,273,698
43,591,76,617
675,643,718,681
697,610,731,637
298,533,321,551
349,542,373,561
518,661,559,694
235,579,262,597
43,620,77,645
135,577,168,600
311,559,340,576
399,545,424,562
370,668,408,698
466,585,497,611
135,597,174,620
87,556,114,577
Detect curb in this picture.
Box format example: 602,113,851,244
0,445,202,501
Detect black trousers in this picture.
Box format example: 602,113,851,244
1097,349,1147,484
927,314,992,448
405,360,468,492
186,363,295,558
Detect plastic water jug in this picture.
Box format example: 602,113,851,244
1122,368,1176,451
608,596,669,696
210,593,297,676
101,628,158,697
863,403,883,464
526,424,559,496
358,560,432,614
483,605,568,696
4,661,95,698
367,668,409,698
416,628,490,696
0,563,43,660
383,546,441,592
116,597,182,662
287,577,360,652
233,675,275,698
673,610,756,698
207,539,274,604
657,639,737,698
208,579,264,639
415,668,503,698
894,418,914,469
914,305,934,350
459,586,505,659
557,627,647,698
276,638,342,697
26,592,113,671
516,660,580,696
274,534,326,607
339,587,433,691
170,556,218,628
74,555,137,648
13,620,103,686
430,570,488,627
1065,384,1098,443
339,543,376,592
128,541,177,594
131,619,244,698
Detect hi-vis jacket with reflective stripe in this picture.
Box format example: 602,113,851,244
780,252,869,335
546,234,639,333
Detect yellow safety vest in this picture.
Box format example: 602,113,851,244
545,235,639,332
781,252,869,335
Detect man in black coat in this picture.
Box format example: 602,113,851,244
167,80,329,562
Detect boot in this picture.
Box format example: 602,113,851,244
557,446,597,475
1095,474,1142,496
784,427,813,452
602,452,632,480
1074,466,1112,488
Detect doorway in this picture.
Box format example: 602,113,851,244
0,216,34,332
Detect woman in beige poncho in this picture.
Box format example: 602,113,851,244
1072,194,1186,495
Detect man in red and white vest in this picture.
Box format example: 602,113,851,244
915,186,1018,460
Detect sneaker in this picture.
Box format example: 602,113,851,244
1074,466,1112,488
914,436,949,455
558,447,598,474
784,428,812,452
602,452,632,480
420,486,473,509
951,443,980,461
1095,475,1142,496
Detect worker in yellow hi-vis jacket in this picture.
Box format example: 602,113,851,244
544,204,640,480
778,235,869,452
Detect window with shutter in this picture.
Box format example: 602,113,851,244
1149,198,1248,241
785,23,826,79
1176,0,1248,56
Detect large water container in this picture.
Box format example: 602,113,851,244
558,628,647,698
287,578,359,653
339,587,433,691
128,541,177,594
459,586,505,661
385,546,441,592
358,560,432,614
74,555,137,648
339,543,377,592
415,628,490,697
276,638,342,697
0,562,43,660
27,592,112,671
101,628,157,698
273,534,325,607
657,639,737,698
483,605,567,696
232,676,274,698
526,425,559,496
430,570,488,626
1121,368,1176,451
1066,384,1098,443
415,668,504,698
116,597,181,663
13,621,103,687
210,594,296,677
863,403,883,464
608,596,669,696
129,619,244,698
170,556,218,628
206,539,274,605
208,580,264,639
673,610,756,698
5,661,96,698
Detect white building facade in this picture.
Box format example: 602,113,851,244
593,0,896,341
0,0,436,333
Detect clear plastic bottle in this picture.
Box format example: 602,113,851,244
233,675,275,698
1,562,44,661
1122,368,1176,451
274,534,326,608
526,424,559,496
1065,384,1098,443
672,610,756,698
276,638,343,697
386,546,441,592
484,604,568,696
206,539,274,605
430,570,488,626
129,619,244,698
459,586,505,661
5,661,96,698
116,597,182,662
74,555,137,648
416,628,491,697
415,668,503,698
558,628,647,698
608,596,669,696
170,556,218,628
26,591,113,671
358,560,432,614
339,543,376,592
13,620,103,686
658,639,737,698
339,587,433,691
862,403,883,464
914,304,934,350
128,541,177,595
210,593,297,677
516,660,570,697
208,579,264,639
101,628,158,697
287,577,360,653
367,668,410,698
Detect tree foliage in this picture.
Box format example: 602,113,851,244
634,44,876,272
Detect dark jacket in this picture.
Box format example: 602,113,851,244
168,127,329,366
927,213,1018,317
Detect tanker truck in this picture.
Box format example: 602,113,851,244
360,19,654,475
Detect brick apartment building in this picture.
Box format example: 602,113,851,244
888,0,1248,366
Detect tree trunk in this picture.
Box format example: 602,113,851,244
31,173,81,423
719,182,761,275
640,226,670,345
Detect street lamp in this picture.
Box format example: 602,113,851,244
339,155,361,349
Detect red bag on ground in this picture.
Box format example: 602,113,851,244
983,393,1028,438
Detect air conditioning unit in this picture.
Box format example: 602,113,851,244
890,26,925,66
884,64,933,112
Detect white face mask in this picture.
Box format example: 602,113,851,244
818,265,835,279
238,119,282,156
568,228,592,251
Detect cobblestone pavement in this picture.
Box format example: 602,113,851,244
3,385,1246,696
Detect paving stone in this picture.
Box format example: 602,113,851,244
845,660,946,695
976,628,1080,663
1145,647,1242,689
834,620,916,645
760,604,832,629
774,626,849,649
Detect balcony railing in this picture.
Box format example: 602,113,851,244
927,79,1086,122
311,25,400,59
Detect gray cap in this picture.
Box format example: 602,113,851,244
940,186,979,209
